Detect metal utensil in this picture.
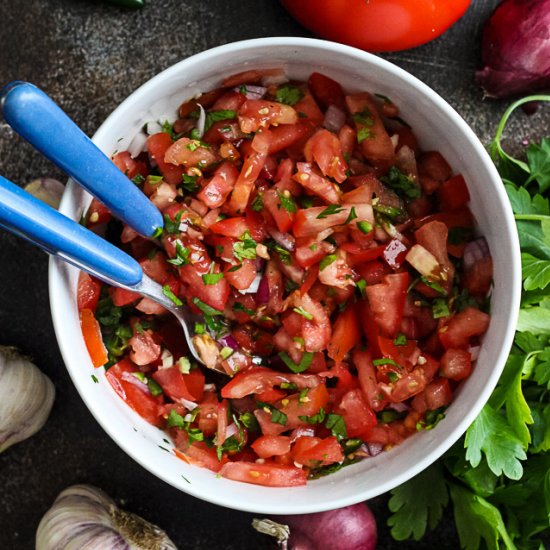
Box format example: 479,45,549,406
0,174,227,373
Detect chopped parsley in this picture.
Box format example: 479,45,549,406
352,108,374,127
194,322,206,334
344,206,358,224
275,84,304,106
258,402,287,426
192,297,224,316
278,351,314,374
131,173,145,186
233,231,257,261
277,189,298,213
316,204,345,219
380,166,421,199
202,272,224,285
299,407,326,424
205,110,237,132
432,298,450,319
356,278,367,297
420,276,447,295
357,127,372,143
293,306,313,320
325,413,348,441
394,333,408,346
251,193,264,212
167,241,191,266
163,211,184,234
181,174,199,193
372,358,400,367
265,240,292,264
234,302,256,316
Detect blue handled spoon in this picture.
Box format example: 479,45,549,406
0,174,227,373
0,81,163,239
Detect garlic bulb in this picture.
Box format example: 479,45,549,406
0,346,55,453
36,485,178,550
24,177,65,209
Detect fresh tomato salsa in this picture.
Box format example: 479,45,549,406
78,70,492,487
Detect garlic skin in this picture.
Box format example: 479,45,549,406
23,178,65,209
36,485,178,550
0,346,55,453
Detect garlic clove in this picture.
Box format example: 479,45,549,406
23,178,65,209
36,484,178,550
0,346,55,453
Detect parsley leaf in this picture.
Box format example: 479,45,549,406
525,137,550,193
465,405,527,480
202,272,224,285
521,252,550,290
191,297,223,316
275,85,303,106
233,231,257,261
277,189,297,213
388,463,448,541
167,241,191,266
181,174,199,193
325,413,347,440
380,166,421,199
316,205,345,219
162,285,182,306
204,110,237,132
278,351,314,373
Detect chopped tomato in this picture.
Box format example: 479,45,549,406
238,99,298,133
263,188,295,233
112,151,148,180
336,389,377,439
196,161,239,208
294,162,341,203
223,259,257,290
440,348,472,381
327,305,360,363
308,72,346,109
251,435,292,458
304,129,348,183
129,328,161,366
77,273,101,312
147,132,185,185
219,461,307,487
292,436,344,467
438,174,470,211
164,137,219,168
366,272,408,338
153,366,204,402
439,307,490,349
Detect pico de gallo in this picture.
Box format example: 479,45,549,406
78,69,492,487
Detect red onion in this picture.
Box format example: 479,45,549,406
219,335,238,350
268,227,296,251
476,0,550,98
253,503,377,550
256,275,270,305
322,104,346,133
233,85,267,100
120,371,150,394
388,402,409,413
463,237,490,270
366,442,384,457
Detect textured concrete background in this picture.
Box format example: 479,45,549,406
0,0,548,548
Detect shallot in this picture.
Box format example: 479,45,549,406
253,503,377,550
476,0,550,98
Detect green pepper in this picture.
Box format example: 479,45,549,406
106,0,145,8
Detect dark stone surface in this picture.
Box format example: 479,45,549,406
0,1,548,548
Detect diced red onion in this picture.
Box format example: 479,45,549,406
468,345,481,361
290,426,316,443
225,423,239,439
233,85,267,100
219,335,238,350
267,227,295,251
388,402,409,413
323,104,346,133
177,397,198,410
255,258,266,271
240,273,262,295
256,275,270,305
24,178,64,209
120,371,150,394
463,238,490,270
367,442,384,457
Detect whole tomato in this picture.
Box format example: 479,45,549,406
281,0,472,52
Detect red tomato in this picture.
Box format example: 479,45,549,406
196,161,239,208
221,367,320,399
366,272,408,338
353,349,387,411
147,133,185,185
110,287,140,307
152,366,204,402
423,378,453,410
304,129,348,183
251,435,292,458
292,436,344,467
327,305,361,363
105,359,163,426
174,441,227,473
223,259,257,290
128,328,161,366
462,256,493,298
281,1,471,52
112,151,148,180
263,188,295,233
336,389,377,439
440,348,472,381
86,198,111,227
268,121,314,154
438,174,470,211
307,72,345,109
219,461,307,487
439,307,490,350
77,273,101,312
80,308,108,368
238,100,298,134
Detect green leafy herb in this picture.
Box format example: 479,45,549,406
251,193,263,212
277,189,298,213
316,204,345,219
131,174,145,186
204,109,237,132
325,413,347,441
394,333,407,346
356,278,367,297
167,241,191,266
275,85,303,106
233,231,257,261
194,322,205,334
147,378,163,397
344,206,358,224
163,211,184,234
432,298,450,319
299,407,326,425
239,412,260,432
278,351,314,374
372,358,399,367
258,401,287,426
380,166,421,199
352,108,374,127
234,302,256,316
357,127,372,143
420,276,447,295
265,240,292,264
181,174,199,193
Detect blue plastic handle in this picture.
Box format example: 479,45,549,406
0,175,143,287
0,81,163,238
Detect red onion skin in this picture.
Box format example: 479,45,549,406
476,0,550,98
273,503,377,550
256,275,270,305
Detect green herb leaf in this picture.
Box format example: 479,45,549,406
521,252,550,291
277,189,298,213
258,401,287,426
381,166,421,199
275,85,303,106
299,407,326,425
388,463,449,541
278,351,314,374
316,205,345,219
432,298,450,319
251,193,263,212
344,206,358,224
233,231,257,261
325,413,347,440
167,241,191,266
525,137,550,193
182,174,199,193
163,211,184,234
292,306,313,320
205,110,237,132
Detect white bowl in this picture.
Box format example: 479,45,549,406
49,37,521,514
